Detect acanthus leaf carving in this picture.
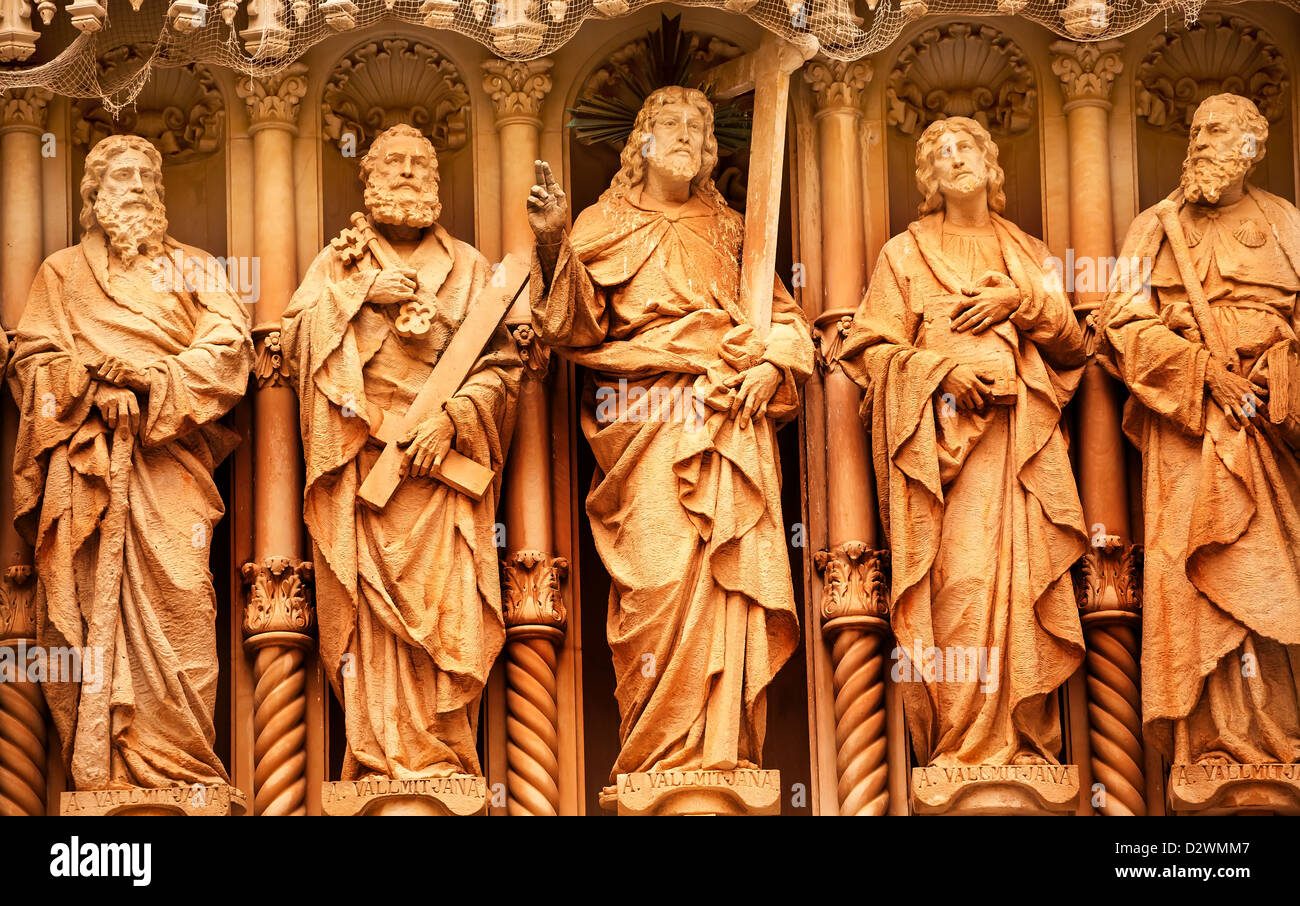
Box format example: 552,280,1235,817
241,557,316,637
1051,39,1124,108
814,542,890,624
501,550,568,630
237,62,310,128
0,86,52,132
481,59,553,123
1072,538,1143,615
803,58,873,114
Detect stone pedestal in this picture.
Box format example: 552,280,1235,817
611,769,781,816
61,785,247,816
912,764,1080,815
1167,763,1300,815
320,776,487,816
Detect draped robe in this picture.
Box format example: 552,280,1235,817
9,230,252,789
840,212,1089,767
282,223,521,779
530,186,811,782
1098,186,1300,764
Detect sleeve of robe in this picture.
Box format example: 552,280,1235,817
1099,209,1210,438
529,211,611,351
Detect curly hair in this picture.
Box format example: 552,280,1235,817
1191,93,1269,168
914,117,1007,216
603,85,728,210
79,134,165,234
359,123,441,188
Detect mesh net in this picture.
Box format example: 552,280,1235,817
0,0,1296,111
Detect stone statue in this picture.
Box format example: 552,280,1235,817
527,85,812,809
840,117,1089,784
1097,94,1300,783
281,124,522,797
8,134,252,800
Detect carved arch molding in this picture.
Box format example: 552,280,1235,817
1135,12,1291,130
886,22,1037,137
322,38,470,155
71,44,224,160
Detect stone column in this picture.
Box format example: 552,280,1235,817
235,65,315,817
0,88,50,817
1052,41,1145,817
481,59,568,817
802,60,892,817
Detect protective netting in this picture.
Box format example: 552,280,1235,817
0,0,1296,110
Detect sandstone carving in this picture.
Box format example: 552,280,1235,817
1097,93,1300,815
840,116,1088,814
8,134,252,814
528,85,812,814
281,124,522,813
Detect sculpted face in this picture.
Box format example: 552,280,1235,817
646,101,706,185
1182,102,1257,205
92,145,168,265
931,127,990,203
364,130,441,229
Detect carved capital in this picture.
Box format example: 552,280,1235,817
1051,40,1124,110
237,63,309,129
814,542,889,630
252,324,288,388
0,87,52,134
813,310,856,375
501,551,568,632
241,557,315,637
803,58,873,115
0,564,36,642
510,323,550,381
481,59,554,125
1072,538,1142,618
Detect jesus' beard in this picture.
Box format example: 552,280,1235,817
94,194,168,267
650,151,700,184
364,182,441,230
1181,153,1252,205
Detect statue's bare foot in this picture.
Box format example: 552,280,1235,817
1011,750,1050,766
1194,753,1236,767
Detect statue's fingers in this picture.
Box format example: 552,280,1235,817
534,160,546,185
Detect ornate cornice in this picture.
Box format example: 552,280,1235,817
481,59,553,126
322,39,469,154
1051,39,1124,112
803,58,873,116
0,87,52,134
241,557,315,637
886,23,1036,136
1135,12,1290,130
237,62,309,131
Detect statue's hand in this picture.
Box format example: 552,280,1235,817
951,272,1021,333
91,355,150,392
939,363,993,411
94,384,141,434
527,160,568,246
1205,358,1268,432
723,361,782,429
401,408,455,478
367,268,418,305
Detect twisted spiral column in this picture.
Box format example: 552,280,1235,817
501,551,567,816
815,543,891,816
1074,541,1145,815
242,558,315,816
0,565,44,816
